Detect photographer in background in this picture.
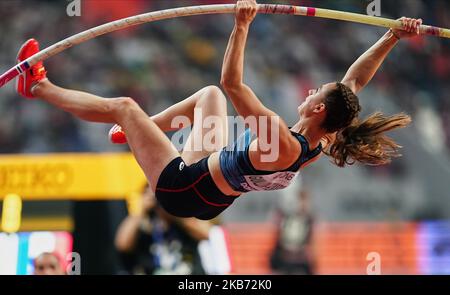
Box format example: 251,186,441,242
270,189,315,275
115,185,211,275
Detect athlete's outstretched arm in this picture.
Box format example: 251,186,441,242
221,0,270,119
221,0,296,152
342,17,422,94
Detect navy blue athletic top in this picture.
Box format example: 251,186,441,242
219,129,322,192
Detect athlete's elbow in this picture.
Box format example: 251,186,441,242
220,77,242,92
219,78,232,90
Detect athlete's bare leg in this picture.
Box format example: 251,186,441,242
179,86,228,165
150,86,225,133
32,79,179,191
112,86,229,165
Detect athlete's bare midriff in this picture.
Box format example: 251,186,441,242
208,138,302,196
207,140,296,197
208,151,241,196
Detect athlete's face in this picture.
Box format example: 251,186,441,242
298,82,336,119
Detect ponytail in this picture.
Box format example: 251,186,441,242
326,112,412,167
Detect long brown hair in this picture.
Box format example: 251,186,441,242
322,83,411,167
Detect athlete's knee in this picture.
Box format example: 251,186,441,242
110,97,141,120
200,85,226,105
204,85,224,97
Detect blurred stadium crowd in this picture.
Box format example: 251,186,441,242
0,0,449,157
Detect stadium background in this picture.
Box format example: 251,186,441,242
0,0,449,274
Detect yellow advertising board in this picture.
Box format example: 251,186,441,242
1,194,22,232
0,153,146,200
